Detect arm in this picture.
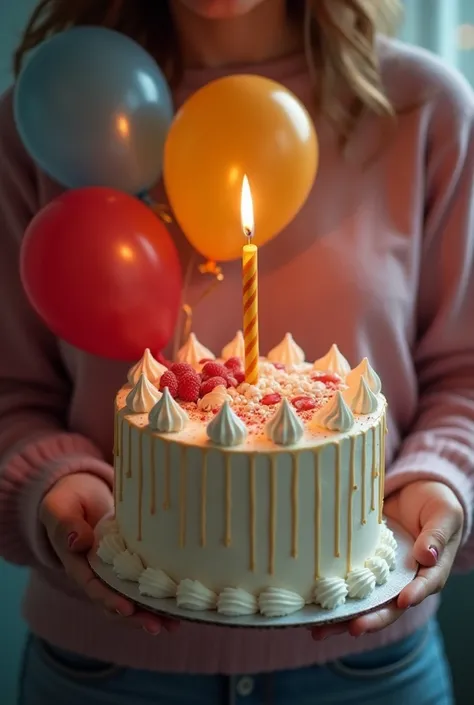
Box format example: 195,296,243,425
0,89,112,568
385,75,474,570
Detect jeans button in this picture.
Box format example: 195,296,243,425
236,676,255,697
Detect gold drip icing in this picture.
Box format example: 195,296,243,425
346,436,357,574
249,454,256,571
378,414,386,523
314,451,321,580
224,455,232,547
361,431,366,524
335,444,341,558
200,449,208,548
126,422,132,478
150,436,156,515
163,442,171,510
179,446,187,548
269,456,277,575
137,433,143,541
117,414,124,503
291,453,299,559
371,426,377,511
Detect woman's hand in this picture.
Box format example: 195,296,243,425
312,480,464,640
40,472,178,635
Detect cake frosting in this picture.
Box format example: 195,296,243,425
103,334,395,618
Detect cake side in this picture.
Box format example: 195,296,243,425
113,409,387,600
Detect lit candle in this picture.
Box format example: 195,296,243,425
241,175,259,384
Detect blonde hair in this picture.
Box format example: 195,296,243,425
14,0,402,141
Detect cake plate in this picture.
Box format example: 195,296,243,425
88,518,417,629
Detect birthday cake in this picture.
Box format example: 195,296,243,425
97,332,397,617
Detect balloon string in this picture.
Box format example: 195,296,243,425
142,196,224,357
174,258,224,357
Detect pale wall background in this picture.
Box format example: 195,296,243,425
0,1,473,703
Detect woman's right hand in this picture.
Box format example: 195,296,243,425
39,471,178,635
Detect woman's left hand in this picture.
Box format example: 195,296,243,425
311,480,464,641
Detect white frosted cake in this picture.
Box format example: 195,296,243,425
98,332,397,617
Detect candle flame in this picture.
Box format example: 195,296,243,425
241,175,254,241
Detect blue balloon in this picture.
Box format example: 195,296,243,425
14,27,174,194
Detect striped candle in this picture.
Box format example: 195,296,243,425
241,176,259,384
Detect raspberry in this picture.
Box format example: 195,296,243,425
200,376,227,397
227,376,238,388
233,370,245,384
261,393,282,406
159,371,178,397
291,396,316,411
224,356,242,372
201,361,230,381
177,372,201,402
170,362,196,378
311,372,341,385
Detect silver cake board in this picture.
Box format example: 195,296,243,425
88,518,417,629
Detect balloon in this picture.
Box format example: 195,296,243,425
163,75,318,262
20,188,182,360
14,27,173,195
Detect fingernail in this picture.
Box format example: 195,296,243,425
67,532,78,549
116,608,126,617
428,545,439,561
143,624,161,636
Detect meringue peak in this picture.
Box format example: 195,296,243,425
149,387,188,433
267,333,305,366
266,398,305,446
207,400,247,447
312,391,354,432
177,333,215,371
313,344,350,378
126,373,161,413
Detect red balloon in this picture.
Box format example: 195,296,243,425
20,187,182,360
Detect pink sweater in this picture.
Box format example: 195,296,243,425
0,37,474,674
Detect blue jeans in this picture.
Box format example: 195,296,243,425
19,619,453,705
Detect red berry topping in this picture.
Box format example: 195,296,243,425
159,371,178,397
261,393,282,406
227,376,238,388
291,396,316,411
312,372,342,385
272,362,286,370
201,361,230,381
224,356,242,372
177,372,201,402
170,362,196,378
233,370,245,384
200,376,228,397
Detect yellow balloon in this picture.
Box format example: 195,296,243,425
164,75,318,262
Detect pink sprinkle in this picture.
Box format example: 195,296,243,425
261,393,282,406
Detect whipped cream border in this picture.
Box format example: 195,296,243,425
98,522,397,617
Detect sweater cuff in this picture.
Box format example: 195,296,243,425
385,451,474,571
0,432,113,569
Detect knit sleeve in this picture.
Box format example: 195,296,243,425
385,66,474,571
0,89,113,569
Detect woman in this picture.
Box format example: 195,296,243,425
0,1,473,703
